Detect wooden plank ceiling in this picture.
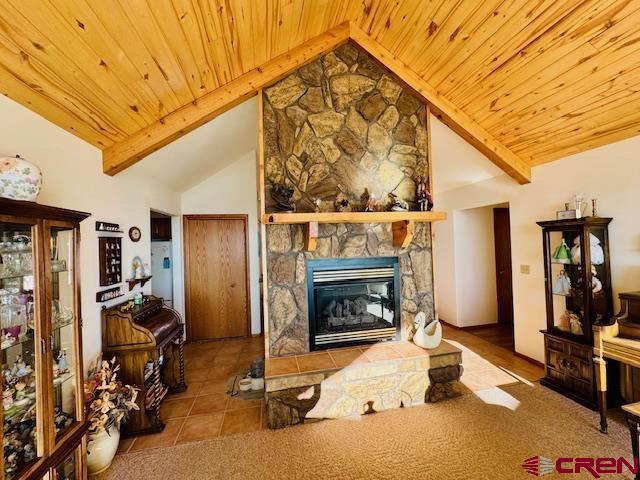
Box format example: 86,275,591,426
0,0,638,173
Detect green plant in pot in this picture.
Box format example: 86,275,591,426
84,357,139,475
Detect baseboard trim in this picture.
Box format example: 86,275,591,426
440,319,506,331
441,319,543,368
514,352,544,369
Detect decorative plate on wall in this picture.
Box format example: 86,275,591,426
129,226,141,242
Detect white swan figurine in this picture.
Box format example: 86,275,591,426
412,312,442,349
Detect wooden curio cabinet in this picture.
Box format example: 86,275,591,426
0,198,90,480
537,216,613,409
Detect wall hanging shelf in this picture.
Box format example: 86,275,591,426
261,211,446,251
126,276,153,291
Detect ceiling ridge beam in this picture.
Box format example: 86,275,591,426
348,23,531,185
102,22,351,175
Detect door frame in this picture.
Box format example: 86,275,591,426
183,214,252,342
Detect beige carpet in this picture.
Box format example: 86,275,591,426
100,384,632,479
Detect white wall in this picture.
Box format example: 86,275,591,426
452,205,498,327
433,133,640,362
0,95,181,370
181,151,261,335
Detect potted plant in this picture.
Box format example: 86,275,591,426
84,357,139,475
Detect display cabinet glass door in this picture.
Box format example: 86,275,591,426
546,228,588,339
586,226,610,327
45,223,80,444
1,220,43,479
51,444,81,480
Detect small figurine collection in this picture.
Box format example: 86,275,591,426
271,175,433,214
3,354,38,479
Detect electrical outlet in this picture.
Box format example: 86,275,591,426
520,265,530,274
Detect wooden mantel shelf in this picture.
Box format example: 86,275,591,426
261,211,446,250
261,211,446,224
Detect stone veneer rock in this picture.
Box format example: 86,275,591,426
267,222,434,356
263,42,429,213
262,42,435,357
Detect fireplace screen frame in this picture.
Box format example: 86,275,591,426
307,257,401,351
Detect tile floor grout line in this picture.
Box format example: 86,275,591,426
172,417,187,447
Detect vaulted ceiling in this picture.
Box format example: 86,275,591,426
0,1,638,178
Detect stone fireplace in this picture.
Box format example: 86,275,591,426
307,257,401,350
262,42,436,358
266,222,434,356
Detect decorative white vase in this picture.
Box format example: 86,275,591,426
0,156,42,201
87,426,120,475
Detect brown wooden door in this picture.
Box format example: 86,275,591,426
493,208,514,325
184,215,250,341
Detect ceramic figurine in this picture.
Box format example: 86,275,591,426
58,349,68,374
0,155,42,201
569,314,583,335
388,193,409,212
53,362,60,379
14,382,25,399
334,192,351,212
591,265,603,294
416,177,433,212
413,312,442,349
23,443,35,462
553,270,571,296
3,387,14,410
557,310,571,331
570,234,604,265
271,183,296,212
552,238,572,264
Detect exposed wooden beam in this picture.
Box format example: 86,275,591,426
348,24,532,185
102,22,351,175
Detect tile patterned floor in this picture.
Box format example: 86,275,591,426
117,336,266,454
117,327,544,454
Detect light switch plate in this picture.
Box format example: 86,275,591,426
520,265,530,274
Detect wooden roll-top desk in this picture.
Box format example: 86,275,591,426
102,295,186,436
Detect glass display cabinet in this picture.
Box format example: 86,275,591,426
0,198,89,480
537,216,613,408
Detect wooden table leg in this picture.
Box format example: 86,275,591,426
626,414,640,480
594,356,608,433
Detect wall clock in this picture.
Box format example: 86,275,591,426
129,226,141,242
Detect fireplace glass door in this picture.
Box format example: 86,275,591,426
308,258,400,350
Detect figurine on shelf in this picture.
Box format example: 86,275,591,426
569,314,584,335
553,270,571,296
388,193,409,212
271,183,296,212
360,189,377,212
53,362,60,379
591,265,603,294
552,238,572,264
416,177,433,212
334,192,352,212
23,443,35,462
557,310,571,332
58,349,69,374
3,387,14,410
313,198,322,213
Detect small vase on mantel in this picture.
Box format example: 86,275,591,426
87,426,120,475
